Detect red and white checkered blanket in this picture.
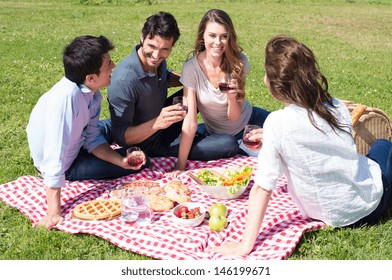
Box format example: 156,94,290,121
0,155,325,260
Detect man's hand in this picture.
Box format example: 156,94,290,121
153,104,186,130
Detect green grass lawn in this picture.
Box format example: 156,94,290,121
0,0,391,260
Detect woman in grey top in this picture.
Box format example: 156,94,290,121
173,9,270,174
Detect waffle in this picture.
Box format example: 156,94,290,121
73,199,121,220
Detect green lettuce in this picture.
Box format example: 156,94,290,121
197,165,254,195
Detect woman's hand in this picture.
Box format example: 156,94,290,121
166,163,186,178
165,169,184,178
227,78,240,100
208,241,252,256
247,128,263,144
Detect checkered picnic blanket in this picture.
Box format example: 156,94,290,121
0,155,325,260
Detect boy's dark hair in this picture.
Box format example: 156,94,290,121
63,35,114,84
141,11,180,45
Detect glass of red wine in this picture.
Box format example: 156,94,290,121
218,73,232,93
126,147,144,169
173,96,188,113
242,124,262,150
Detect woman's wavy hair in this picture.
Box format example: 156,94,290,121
265,34,346,132
192,9,246,100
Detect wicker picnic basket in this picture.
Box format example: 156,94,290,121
343,100,392,155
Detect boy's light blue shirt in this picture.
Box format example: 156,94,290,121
26,77,107,188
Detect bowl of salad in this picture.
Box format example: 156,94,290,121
192,165,253,200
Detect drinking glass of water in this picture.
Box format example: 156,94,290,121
121,187,152,225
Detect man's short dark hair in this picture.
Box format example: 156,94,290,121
63,35,114,84
141,11,180,45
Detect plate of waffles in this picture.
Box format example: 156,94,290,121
73,199,121,220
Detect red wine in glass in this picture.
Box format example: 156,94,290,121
128,157,143,168
173,97,188,113
126,147,144,168
219,82,230,93
243,136,262,150
173,104,188,113
181,105,188,114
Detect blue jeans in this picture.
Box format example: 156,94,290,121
351,139,392,226
195,106,270,158
98,90,239,163
166,130,239,161
65,120,150,181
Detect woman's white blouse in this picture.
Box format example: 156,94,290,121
254,98,383,227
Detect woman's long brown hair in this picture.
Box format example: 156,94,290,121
265,35,347,132
192,9,246,100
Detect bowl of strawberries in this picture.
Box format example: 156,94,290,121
172,202,205,227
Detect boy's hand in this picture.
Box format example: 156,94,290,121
34,214,64,230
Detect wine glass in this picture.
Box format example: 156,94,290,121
242,124,262,150
126,146,144,169
218,73,232,93
173,96,188,113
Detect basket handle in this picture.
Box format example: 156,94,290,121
350,104,367,125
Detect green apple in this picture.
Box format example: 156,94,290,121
209,203,227,217
208,215,227,231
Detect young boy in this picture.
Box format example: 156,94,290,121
26,35,148,230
